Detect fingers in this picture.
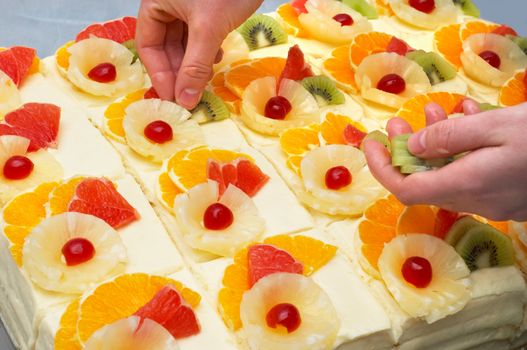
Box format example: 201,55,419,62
386,117,412,139
364,139,406,193
462,98,481,115
424,102,447,126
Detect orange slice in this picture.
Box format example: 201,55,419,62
434,24,463,68
211,71,242,114
218,234,336,330
350,32,393,69
2,182,58,265
322,44,357,93
375,0,395,16
77,273,200,344
103,88,147,143
396,92,465,132
55,299,81,350
396,205,436,235
49,177,85,215
166,147,252,192
276,4,309,38
279,123,321,175
224,57,286,97
320,113,366,145
156,171,184,209
460,20,500,41
55,41,75,71
499,71,526,107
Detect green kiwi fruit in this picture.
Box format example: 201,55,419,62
406,51,458,85
400,164,432,174
507,35,527,55
190,91,230,124
392,155,426,167
123,39,139,63
360,130,390,151
445,216,482,246
453,0,480,17
479,103,501,112
238,14,288,50
340,0,378,19
301,76,345,106
455,224,515,271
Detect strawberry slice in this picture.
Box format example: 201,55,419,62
277,45,314,89
343,124,367,148
248,244,303,287
76,17,137,43
0,103,60,151
291,0,308,14
134,285,201,339
68,178,140,228
144,87,159,99
434,209,459,239
492,24,518,37
386,37,414,56
0,46,37,86
207,158,269,197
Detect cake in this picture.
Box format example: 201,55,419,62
1,1,527,349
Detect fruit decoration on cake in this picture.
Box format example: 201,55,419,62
387,0,469,30
499,68,527,107
218,234,337,335
238,14,288,51
54,273,201,349
0,46,40,87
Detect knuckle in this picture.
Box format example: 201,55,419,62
431,122,456,153
181,63,212,81
396,190,417,206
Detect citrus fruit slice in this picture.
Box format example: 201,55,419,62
103,88,147,143
49,177,85,215
460,20,500,41
207,158,270,197
349,31,393,69
54,299,82,350
134,285,201,339
322,44,358,93
68,177,140,229
248,244,304,287
0,46,37,86
156,171,184,209
76,273,200,344
0,103,60,151
433,23,463,68
396,205,436,235
396,92,465,131
218,234,336,330
276,3,310,37
55,41,75,73
224,57,286,97
0,70,22,118
280,123,321,175
76,17,137,44
277,45,314,88
320,113,367,145
211,71,242,114
499,69,527,107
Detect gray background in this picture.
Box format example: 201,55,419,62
0,0,525,349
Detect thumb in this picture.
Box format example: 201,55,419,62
407,113,501,158
175,22,224,109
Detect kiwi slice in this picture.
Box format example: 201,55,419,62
479,103,501,112
453,0,480,17
340,0,378,19
190,91,230,124
301,76,345,106
445,216,482,246
360,130,390,151
507,35,527,55
238,14,287,50
406,51,457,85
123,39,139,63
455,224,515,271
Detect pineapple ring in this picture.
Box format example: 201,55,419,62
240,76,319,136
299,144,386,216
460,33,527,87
174,181,265,257
215,31,250,71
84,316,179,350
0,135,63,204
378,234,471,323
123,99,205,162
22,212,127,294
388,0,460,30
0,70,21,119
240,272,339,350
298,0,372,45
355,52,431,109
67,37,144,97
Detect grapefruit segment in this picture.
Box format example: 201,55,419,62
68,178,139,229
0,103,60,151
277,45,314,88
76,17,137,44
434,209,459,239
343,124,367,147
386,37,414,56
247,244,303,287
206,158,269,197
144,87,159,99
134,285,201,339
0,46,37,86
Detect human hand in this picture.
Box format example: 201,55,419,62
364,100,527,221
136,0,263,108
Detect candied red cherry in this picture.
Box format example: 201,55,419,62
266,303,301,333
144,120,174,144
479,50,501,69
333,13,354,27
408,0,436,14
203,203,234,230
377,74,406,94
88,62,117,83
325,166,352,190
3,155,34,180
402,256,433,288
62,238,96,266
264,96,292,120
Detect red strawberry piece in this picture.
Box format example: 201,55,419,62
0,103,60,151
343,124,367,148
68,178,140,228
434,209,459,239
134,285,201,339
235,159,270,197
144,87,160,99
248,244,303,287
291,0,308,14
386,37,414,56
277,45,314,89
492,25,518,37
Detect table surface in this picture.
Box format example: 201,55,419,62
0,0,525,349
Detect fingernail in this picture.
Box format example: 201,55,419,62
177,88,200,109
408,131,426,155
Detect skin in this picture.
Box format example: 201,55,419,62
365,100,527,221
136,0,263,109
